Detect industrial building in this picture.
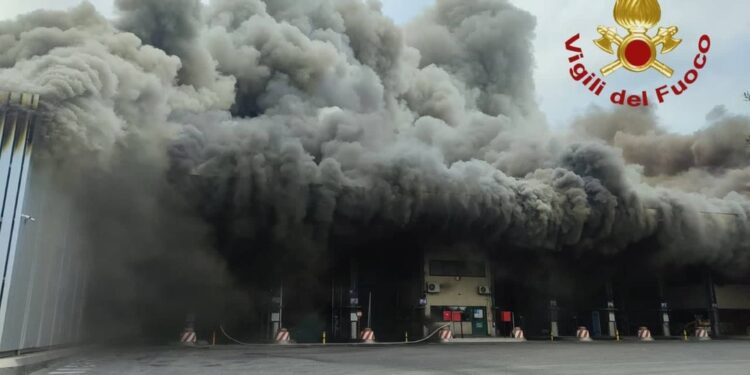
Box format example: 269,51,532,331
0,91,748,353
312,242,750,343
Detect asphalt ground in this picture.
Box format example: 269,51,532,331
31,340,750,375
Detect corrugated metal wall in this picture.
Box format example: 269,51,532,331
0,92,88,353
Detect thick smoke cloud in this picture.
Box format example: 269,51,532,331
0,3,236,338
572,107,750,198
0,0,748,335
573,107,750,175
406,0,539,120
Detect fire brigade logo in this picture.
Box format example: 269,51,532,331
564,0,710,106
594,0,682,77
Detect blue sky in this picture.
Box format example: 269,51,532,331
3,0,749,134
380,0,433,24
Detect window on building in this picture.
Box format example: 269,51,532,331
429,260,485,277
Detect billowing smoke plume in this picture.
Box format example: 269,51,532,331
0,0,748,335
571,107,750,199
0,3,237,338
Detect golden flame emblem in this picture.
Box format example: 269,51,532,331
594,0,681,77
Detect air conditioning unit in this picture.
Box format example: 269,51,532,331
478,286,491,295
426,282,441,293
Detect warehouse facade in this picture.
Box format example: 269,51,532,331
0,92,88,355
317,244,750,343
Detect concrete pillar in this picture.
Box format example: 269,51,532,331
549,300,559,337
349,259,359,340
659,303,671,337
350,317,358,340
657,279,671,337
270,288,282,339
605,283,616,337
704,269,720,337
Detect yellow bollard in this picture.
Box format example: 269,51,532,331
404,332,409,342
616,329,620,342
683,330,688,342
322,331,326,344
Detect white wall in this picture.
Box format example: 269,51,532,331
0,92,88,353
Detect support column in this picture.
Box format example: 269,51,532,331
605,282,617,337
549,300,559,338
349,259,359,341
270,285,283,337
657,279,671,337
704,269,720,337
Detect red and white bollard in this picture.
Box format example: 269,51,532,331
576,326,593,342
438,327,453,343
180,328,197,345
512,327,526,341
274,328,291,344
359,328,376,344
695,326,711,341
638,326,654,342
180,313,198,346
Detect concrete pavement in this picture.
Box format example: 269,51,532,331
32,340,750,375
0,348,82,375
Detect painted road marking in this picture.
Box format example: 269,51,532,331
48,360,95,375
